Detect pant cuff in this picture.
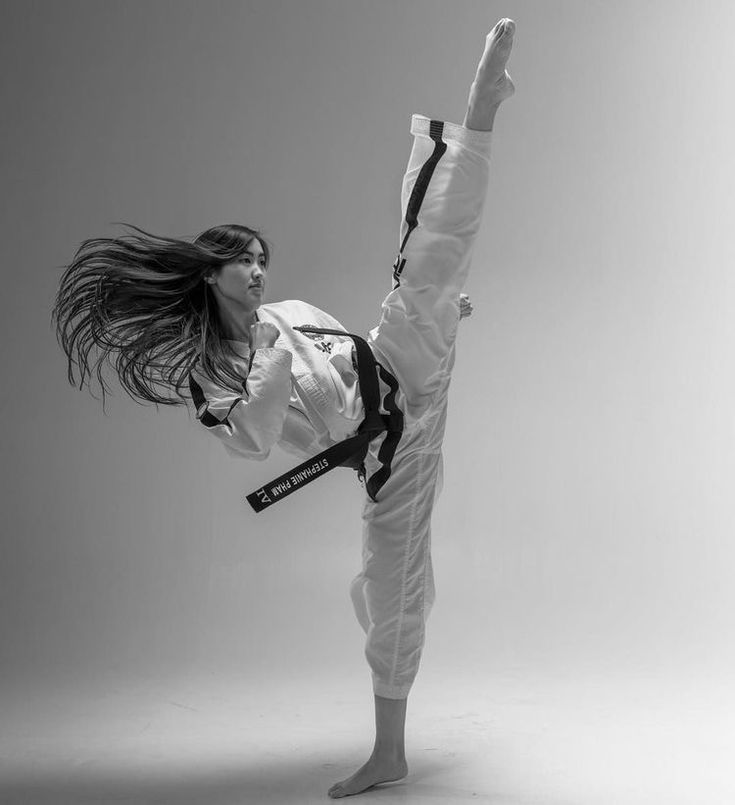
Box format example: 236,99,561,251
411,113,493,157
373,677,413,700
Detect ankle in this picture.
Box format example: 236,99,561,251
463,104,498,132
372,741,406,761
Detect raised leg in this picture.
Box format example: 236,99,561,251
464,18,516,131
329,18,516,799
367,19,515,420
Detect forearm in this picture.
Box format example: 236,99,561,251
189,347,293,460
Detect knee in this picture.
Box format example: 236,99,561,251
349,573,367,609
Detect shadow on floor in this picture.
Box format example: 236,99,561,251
0,753,571,805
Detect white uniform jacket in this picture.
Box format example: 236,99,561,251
189,113,491,476
189,299,367,463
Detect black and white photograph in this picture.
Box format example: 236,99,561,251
1,1,734,803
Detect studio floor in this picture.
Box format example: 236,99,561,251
2,665,733,805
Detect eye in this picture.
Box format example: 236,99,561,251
241,255,267,268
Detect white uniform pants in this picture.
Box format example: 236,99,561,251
349,115,493,699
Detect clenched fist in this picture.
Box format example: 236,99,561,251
250,321,281,349
459,293,473,320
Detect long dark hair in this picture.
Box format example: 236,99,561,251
51,222,271,411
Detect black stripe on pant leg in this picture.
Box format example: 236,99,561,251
365,363,404,501
392,120,448,289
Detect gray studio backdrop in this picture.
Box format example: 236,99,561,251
2,0,734,698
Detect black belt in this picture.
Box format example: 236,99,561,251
245,326,404,513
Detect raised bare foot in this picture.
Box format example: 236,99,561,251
327,751,408,799
464,18,516,131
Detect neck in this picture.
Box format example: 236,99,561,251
217,300,260,342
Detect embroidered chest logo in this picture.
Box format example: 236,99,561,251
300,328,334,354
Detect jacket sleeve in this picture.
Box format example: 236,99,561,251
188,347,293,461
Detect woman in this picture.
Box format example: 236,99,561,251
52,18,516,799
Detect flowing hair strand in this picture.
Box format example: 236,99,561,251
51,221,272,413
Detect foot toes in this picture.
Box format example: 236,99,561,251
489,18,515,43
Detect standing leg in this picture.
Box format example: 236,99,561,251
328,21,516,798
331,445,441,799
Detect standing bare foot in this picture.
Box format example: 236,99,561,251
464,18,516,131
327,750,408,799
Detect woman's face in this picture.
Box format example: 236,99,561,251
210,239,268,308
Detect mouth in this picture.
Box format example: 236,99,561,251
250,285,263,292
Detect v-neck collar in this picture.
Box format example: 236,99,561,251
224,309,261,349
